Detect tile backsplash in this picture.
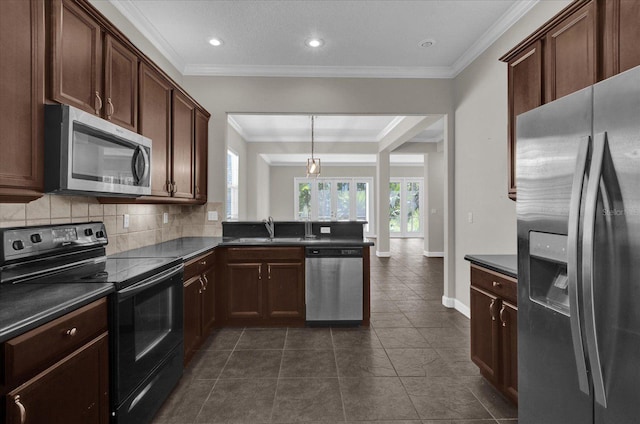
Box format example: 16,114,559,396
0,195,223,256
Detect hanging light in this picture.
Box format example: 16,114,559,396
306,115,321,177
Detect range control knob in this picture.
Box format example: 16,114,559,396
12,240,25,251
96,230,105,239
30,234,42,243
84,228,93,236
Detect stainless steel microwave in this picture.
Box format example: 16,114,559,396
44,104,152,197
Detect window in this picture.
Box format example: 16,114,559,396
389,178,423,237
226,150,239,220
294,177,374,235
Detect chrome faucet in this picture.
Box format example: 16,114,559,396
263,216,275,239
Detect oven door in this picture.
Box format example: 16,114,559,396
113,264,183,403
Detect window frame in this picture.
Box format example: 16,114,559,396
226,149,239,220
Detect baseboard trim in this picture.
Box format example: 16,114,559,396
375,251,391,258
423,251,444,257
442,295,471,318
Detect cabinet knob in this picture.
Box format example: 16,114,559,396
492,281,502,288
106,98,114,119
200,260,207,266
66,327,77,337
95,92,103,114
14,395,26,424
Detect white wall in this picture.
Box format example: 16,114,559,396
269,165,425,220
425,151,445,255
226,125,248,220
451,0,571,314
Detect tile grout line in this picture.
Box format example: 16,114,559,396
329,327,349,423
268,327,288,423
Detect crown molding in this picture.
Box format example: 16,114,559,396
450,0,539,77
227,116,250,141
108,0,186,73
377,116,406,142
183,64,454,79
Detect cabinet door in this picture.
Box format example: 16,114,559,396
0,0,44,202
201,263,216,334
500,301,518,404
194,108,209,202
139,63,172,197
544,1,596,102
183,275,202,365
104,34,138,131
5,333,109,424
51,0,102,115
506,41,542,200
226,263,263,319
470,286,500,384
266,262,304,319
602,0,640,78
171,91,195,198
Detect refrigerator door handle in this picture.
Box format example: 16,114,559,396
582,132,609,408
567,135,591,395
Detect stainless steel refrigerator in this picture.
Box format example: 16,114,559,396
517,65,640,424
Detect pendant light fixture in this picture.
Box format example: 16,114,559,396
306,115,321,177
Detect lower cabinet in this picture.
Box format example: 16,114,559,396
223,247,305,326
469,264,518,404
2,298,109,423
183,250,216,366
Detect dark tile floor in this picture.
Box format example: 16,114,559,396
152,239,518,424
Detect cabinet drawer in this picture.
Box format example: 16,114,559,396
471,265,517,304
3,298,108,387
184,250,215,280
225,247,303,262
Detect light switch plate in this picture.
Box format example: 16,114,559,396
163,212,169,224
123,214,130,228
207,211,218,221
320,226,331,234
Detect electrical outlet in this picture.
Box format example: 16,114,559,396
123,214,130,228
207,211,218,221
431,208,437,214
163,212,169,224
320,226,331,234
467,212,473,223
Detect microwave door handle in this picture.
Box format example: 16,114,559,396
568,135,591,395
131,146,150,185
582,132,608,408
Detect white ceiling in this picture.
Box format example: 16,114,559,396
106,0,539,78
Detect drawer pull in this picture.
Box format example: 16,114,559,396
492,281,502,288
66,327,77,337
14,395,26,424
200,260,207,266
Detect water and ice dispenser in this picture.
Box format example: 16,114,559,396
529,231,570,315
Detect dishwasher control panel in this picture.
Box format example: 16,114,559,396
305,247,363,258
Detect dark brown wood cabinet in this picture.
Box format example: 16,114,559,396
223,247,305,326
501,0,640,200
183,251,217,365
602,0,640,78
139,62,173,197
171,92,196,199
51,0,138,130
0,0,45,203
50,0,102,115
469,264,518,404
544,1,597,102
195,109,209,202
2,298,109,423
104,34,138,131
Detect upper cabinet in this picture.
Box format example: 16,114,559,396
0,0,45,203
195,109,210,202
171,92,196,199
51,0,138,131
500,0,640,200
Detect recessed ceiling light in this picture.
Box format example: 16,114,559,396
209,38,223,47
419,39,436,48
306,38,324,48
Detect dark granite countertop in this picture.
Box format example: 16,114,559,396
0,282,114,343
111,237,223,261
464,254,518,279
112,236,374,262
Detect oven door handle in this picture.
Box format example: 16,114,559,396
118,264,183,299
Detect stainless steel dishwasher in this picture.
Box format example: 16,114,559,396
305,246,363,324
